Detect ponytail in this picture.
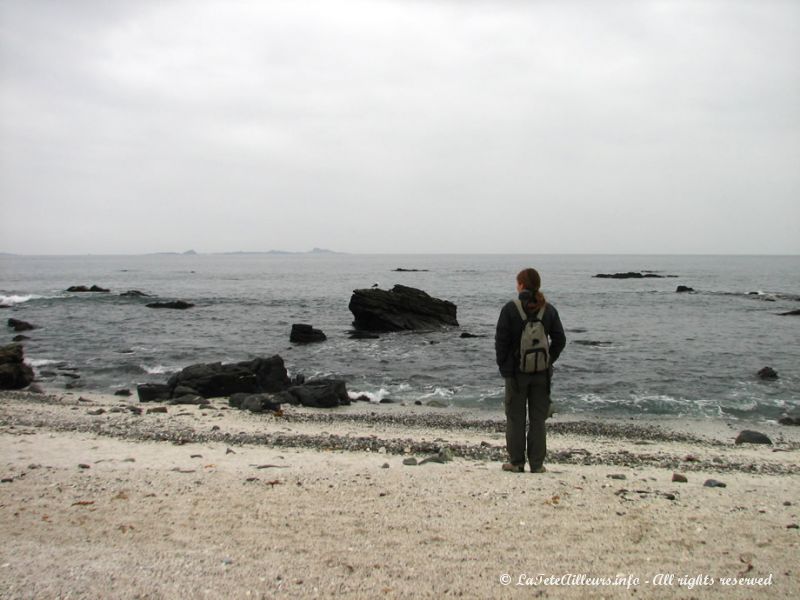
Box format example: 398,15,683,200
516,268,546,312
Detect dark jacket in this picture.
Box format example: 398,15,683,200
495,292,566,378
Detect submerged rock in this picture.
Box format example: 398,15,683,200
779,309,800,316
290,324,327,344
676,285,695,293
66,285,109,293
594,272,670,279
146,300,194,309
349,284,458,331
0,343,35,390
778,410,800,426
757,367,779,380
7,318,35,332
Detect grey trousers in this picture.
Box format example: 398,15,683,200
504,372,550,469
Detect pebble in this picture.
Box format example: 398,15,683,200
403,458,418,466
146,407,168,414
704,479,727,488
87,409,105,416
672,473,688,483
607,474,627,480
78,464,91,470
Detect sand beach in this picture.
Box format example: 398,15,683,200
1,389,798,599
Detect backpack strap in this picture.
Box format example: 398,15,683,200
513,299,546,322
512,299,527,321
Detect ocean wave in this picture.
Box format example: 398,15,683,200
26,358,62,368
348,388,391,403
140,364,180,375
0,294,43,306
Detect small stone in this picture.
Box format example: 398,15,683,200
114,389,132,397
672,473,688,483
146,407,168,414
684,454,700,462
607,474,627,480
87,409,105,416
226,448,236,455
381,463,390,469
78,464,91,470
403,458,418,466
787,524,799,530
784,501,792,506
704,479,726,488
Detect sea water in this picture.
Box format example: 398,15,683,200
1,253,798,421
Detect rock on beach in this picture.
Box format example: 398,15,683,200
0,344,35,390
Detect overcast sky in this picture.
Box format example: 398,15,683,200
0,0,798,255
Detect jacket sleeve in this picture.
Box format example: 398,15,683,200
548,306,566,364
495,304,514,376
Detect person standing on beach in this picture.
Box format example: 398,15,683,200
495,268,566,473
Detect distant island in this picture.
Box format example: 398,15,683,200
144,248,341,256
219,248,341,255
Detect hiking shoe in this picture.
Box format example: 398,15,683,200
530,465,547,473
502,463,524,473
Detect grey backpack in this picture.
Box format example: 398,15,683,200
514,300,550,373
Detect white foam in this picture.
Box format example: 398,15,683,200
26,358,60,368
0,294,41,306
348,388,390,403
140,364,179,375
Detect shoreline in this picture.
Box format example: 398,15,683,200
2,389,799,598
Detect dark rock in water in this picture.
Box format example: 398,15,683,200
0,343,35,390
229,393,282,413
393,268,429,272
349,330,380,340
757,367,779,380
114,389,131,397
137,383,172,402
379,398,396,404
287,379,350,408
734,430,772,445
67,285,110,293
778,410,800,426
349,284,458,331
703,479,727,488
459,332,482,338
779,309,800,316
12,335,30,342
146,300,194,309
120,290,150,297
290,324,327,344
7,318,35,332
676,286,695,293
168,355,290,399
595,272,667,279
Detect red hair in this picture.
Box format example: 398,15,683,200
517,268,546,312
